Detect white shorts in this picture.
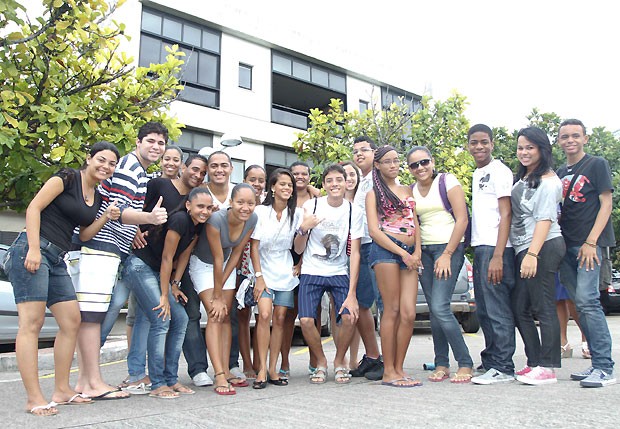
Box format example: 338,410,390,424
67,247,120,322
189,254,236,294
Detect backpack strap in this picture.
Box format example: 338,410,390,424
438,173,455,220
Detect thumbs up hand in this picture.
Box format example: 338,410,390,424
149,196,168,225
105,200,121,221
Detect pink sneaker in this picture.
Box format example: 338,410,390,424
515,366,532,376
516,366,557,385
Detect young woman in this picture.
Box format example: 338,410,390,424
122,187,215,398
250,168,301,388
158,145,183,179
190,183,258,395
366,146,422,387
510,127,566,385
4,142,120,415
339,160,361,368
234,165,266,379
407,146,474,383
341,160,361,203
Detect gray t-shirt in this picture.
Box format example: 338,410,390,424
510,175,563,254
193,208,258,264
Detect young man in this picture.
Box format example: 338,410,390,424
349,136,384,380
294,164,362,384
70,122,169,399
556,119,616,388
466,124,517,385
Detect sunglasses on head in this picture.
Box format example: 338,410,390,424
408,158,431,170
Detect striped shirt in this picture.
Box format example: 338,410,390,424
76,152,149,256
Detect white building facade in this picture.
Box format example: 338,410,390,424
0,0,421,243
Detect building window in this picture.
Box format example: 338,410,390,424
139,8,221,108
264,146,299,179
359,100,369,113
271,51,347,129
239,63,252,90
230,159,245,184
381,87,421,113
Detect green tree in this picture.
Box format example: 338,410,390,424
0,0,185,210
409,93,472,196
293,97,411,183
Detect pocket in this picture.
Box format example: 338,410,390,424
1,247,12,274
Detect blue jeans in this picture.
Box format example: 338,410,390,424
122,255,188,390
473,246,516,374
100,277,130,345
127,300,150,382
420,243,473,369
357,243,379,309
180,268,209,378
559,245,614,373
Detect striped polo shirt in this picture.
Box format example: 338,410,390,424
77,152,149,256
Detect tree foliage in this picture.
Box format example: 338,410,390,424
0,0,185,210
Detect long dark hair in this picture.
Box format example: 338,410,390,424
373,145,405,217
263,168,297,227
339,160,361,196
517,126,553,189
58,141,120,184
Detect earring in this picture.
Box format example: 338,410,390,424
272,190,275,198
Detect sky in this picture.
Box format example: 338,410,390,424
225,0,620,133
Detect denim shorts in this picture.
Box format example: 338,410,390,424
369,235,415,270
4,232,76,306
260,288,295,308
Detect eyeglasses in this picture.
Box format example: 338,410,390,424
352,147,374,155
408,159,431,170
379,159,401,166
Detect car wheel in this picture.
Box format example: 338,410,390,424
459,312,480,333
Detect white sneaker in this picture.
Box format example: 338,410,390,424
192,372,214,387
471,368,515,385
229,366,247,380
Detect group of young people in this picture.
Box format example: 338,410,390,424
4,118,615,415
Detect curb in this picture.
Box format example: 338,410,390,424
0,339,128,372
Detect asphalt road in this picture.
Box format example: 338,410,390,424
1,316,619,428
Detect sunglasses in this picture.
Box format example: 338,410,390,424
408,158,431,170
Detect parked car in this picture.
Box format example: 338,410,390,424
415,256,480,333
600,269,620,315
0,244,60,344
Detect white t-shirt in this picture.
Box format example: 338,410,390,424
353,171,373,244
471,160,514,247
413,173,462,245
251,205,303,291
206,183,233,209
301,196,363,276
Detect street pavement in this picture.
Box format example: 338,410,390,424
1,316,619,428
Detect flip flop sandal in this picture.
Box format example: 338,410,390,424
428,369,450,382
214,384,236,396
91,388,130,400
172,384,195,395
278,369,290,380
148,389,180,399
381,378,423,388
28,402,58,416
57,393,93,405
227,377,249,388
450,373,473,384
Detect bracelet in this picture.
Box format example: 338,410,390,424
443,249,454,256
296,227,309,236
171,279,181,287
584,241,597,248
526,251,539,259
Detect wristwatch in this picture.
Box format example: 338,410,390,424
171,279,181,287
255,272,263,278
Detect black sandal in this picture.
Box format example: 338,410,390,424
252,380,267,389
